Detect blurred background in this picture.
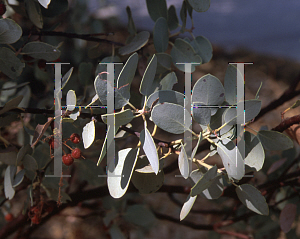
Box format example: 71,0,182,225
87,0,300,62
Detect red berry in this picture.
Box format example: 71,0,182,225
70,133,80,144
62,154,74,166
0,3,6,16
71,148,81,159
48,138,58,149
4,213,14,222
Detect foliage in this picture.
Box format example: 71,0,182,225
0,0,298,238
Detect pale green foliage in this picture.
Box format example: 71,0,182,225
0,0,296,236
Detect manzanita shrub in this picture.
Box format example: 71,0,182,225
0,0,298,238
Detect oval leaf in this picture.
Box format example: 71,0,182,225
241,131,265,171
217,138,244,180
159,72,178,90
190,36,212,64
156,53,172,72
107,148,140,199
180,194,197,221
38,0,51,9
97,126,114,166
146,90,184,109
140,122,159,175
192,74,224,115
101,109,134,135
62,67,74,89
126,6,136,36
119,31,150,55
190,165,218,196
16,144,33,165
23,154,38,180
0,47,25,79
131,156,164,194
0,18,22,44
82,120,95,149
4,165,16,200
167,5,179,31
12,169,25,187
22,42,61,61
171,38,201,72
140,55,157,97
224,64,244,105
178,143,189,179
257,130,293,151
94,75,131,109
187,0,210,12
236,184,269,215
66,90,76,111
146,0,167,22
117,52,138,87
153,17,169,53
151,103,191,134
223,100,261,125
0,95,23,115
25,0,43,28
190,168,223,200
192,102,211,125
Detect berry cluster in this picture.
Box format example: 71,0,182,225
47,133,83,166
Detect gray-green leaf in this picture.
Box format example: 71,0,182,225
151,103,191,134
257,130,293,151
187,0,210,12
192,74,224,115
22,42,61,61
242,131,265,171
180,194,197,221
159,72,178,90
224,64,244,105
107,148,140,198
4,165,16,199
146,0,167,22
236,184,269,215
140,55,157,97
0,47,25,79
117,52,138,87
0,18,22,44
171,38,201,72
190,165,218,196
178,143,189,179
146,90,184,109
25,0,43,28
119,31,150,55
217,138,244,180
153,17,169,53
190,36,213,64
223,100,261,125
167,5,179,31
140,122,159,175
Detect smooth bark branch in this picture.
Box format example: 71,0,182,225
22,30,125,46
256,73,300,120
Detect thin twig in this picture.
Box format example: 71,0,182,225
22,30,124,46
